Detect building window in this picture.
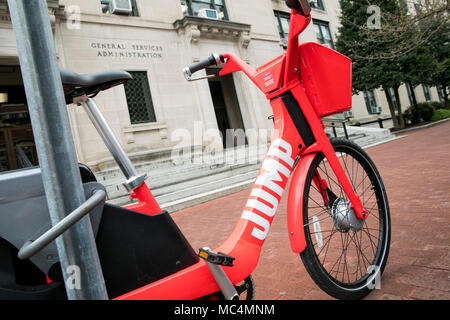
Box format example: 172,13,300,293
124,71,156,124
413,0,421,12
437,87,444,102
101,0,139,16
274,11,290,46
180,0,228,20
388,88,399,111
406,83,414,105
364,91,380,114
313,20,335,49
422,85,431,101
310,0,325,10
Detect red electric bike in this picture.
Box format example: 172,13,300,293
0,0,390,300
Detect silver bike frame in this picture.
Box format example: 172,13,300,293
78,97,147,192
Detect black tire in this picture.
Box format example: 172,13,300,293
300,138,391,300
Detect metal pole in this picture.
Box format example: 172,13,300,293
342,121,349,139
7,0,108,300
331,123,337,138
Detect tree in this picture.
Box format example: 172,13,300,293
428,19,450,105
336,0,408,128
399,44,437,106
344,0,449,61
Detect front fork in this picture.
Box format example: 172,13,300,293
291,87,368,221
324,145,367,220
301,138,368,221
312,173,336,209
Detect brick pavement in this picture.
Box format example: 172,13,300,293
171,121,450,300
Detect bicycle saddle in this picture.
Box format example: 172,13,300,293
60,68,133,103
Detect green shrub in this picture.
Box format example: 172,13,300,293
403,102,436,123
418,103,436,121
430,101,450,110
445,101,450,110
403,107,414,123
431,109,450,121
431,101,443,109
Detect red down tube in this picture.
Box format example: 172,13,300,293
115,88,304,300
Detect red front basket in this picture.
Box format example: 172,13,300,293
299,42,352,118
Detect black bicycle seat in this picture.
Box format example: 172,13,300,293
60,69,133,103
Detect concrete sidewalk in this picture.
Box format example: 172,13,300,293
171,121,450,300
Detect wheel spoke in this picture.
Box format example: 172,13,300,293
302,142,389,294
318,165,344,197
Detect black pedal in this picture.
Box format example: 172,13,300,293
198,248,235,267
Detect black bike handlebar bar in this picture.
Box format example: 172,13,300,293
188,53,225,74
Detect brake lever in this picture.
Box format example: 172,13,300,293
182,67,216,82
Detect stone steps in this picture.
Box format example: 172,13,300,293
105,144,267,208
108,162,261,207
102,126,397,212
159,176,256,213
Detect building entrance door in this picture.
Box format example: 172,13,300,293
0,66,38,172
207,68,246,148
0,125,38,171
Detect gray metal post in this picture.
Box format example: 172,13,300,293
331,123,337,137
7,0,108,300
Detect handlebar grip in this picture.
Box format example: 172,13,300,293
188,53,224,74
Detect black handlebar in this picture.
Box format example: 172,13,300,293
285,0,302,11
188,53,225,74
285,0,311,16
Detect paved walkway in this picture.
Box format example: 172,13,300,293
171,121,450,300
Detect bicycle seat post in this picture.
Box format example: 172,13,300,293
75,96,147,192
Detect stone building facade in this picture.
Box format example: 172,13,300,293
0,0,443,173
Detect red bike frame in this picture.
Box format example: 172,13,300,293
114,9,367,300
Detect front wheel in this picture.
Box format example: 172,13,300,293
300,138,391,300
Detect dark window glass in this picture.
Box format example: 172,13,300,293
388,88,398,111
274,10,291,47
310,0,325,10
406,83,414,105
313,20,335,49
364,91,379,114
422,85,431,101
124,71,156,124
413,0,421,12
437,87,444,102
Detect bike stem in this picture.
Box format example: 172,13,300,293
283,10,368,220
284,11,311,85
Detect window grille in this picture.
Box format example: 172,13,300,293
124,71,156,124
